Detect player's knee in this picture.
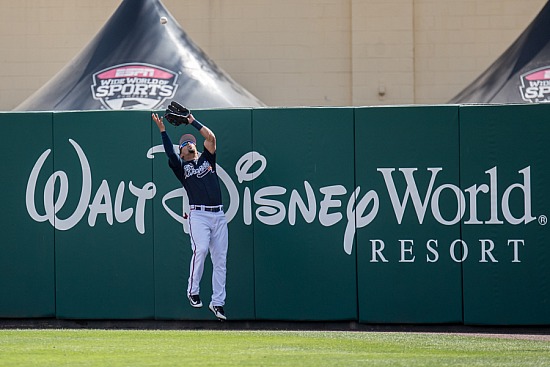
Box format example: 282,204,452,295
194,245,209,258
213,261,227,271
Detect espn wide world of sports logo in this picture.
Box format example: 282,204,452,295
26,140,545,262
91,63,178,110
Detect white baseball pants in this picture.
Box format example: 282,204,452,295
187,209,228,307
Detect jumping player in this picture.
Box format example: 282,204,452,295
152,111,228,321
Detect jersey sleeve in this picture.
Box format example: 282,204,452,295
201,145,217,168
161,131,184,182
161,131,180,165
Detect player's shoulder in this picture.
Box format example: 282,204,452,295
201,147,216,158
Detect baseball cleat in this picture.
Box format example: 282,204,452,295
188,294,203,308
209,304,226,320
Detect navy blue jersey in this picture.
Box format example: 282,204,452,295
161,131,222,206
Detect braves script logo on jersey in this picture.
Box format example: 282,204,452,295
519,66,550,103
91,63,179,110
184,161,213,179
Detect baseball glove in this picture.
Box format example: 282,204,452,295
165,101,190,126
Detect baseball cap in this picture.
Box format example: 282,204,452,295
179,133,196,148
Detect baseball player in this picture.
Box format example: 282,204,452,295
152,102,228,321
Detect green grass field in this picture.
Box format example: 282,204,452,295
0,329,548,366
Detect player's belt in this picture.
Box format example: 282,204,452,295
190,205,223,212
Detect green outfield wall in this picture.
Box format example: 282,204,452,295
0,104,548,325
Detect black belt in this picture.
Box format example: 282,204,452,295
190,205,223,212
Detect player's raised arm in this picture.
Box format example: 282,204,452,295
188,114,216,154
152,112,182,170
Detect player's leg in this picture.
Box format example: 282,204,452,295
187,211,211,305
209,212,229,307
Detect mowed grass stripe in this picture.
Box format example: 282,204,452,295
0,329,548,367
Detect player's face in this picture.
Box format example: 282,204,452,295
180,141,197,158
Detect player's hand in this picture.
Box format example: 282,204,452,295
152,113,166,132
